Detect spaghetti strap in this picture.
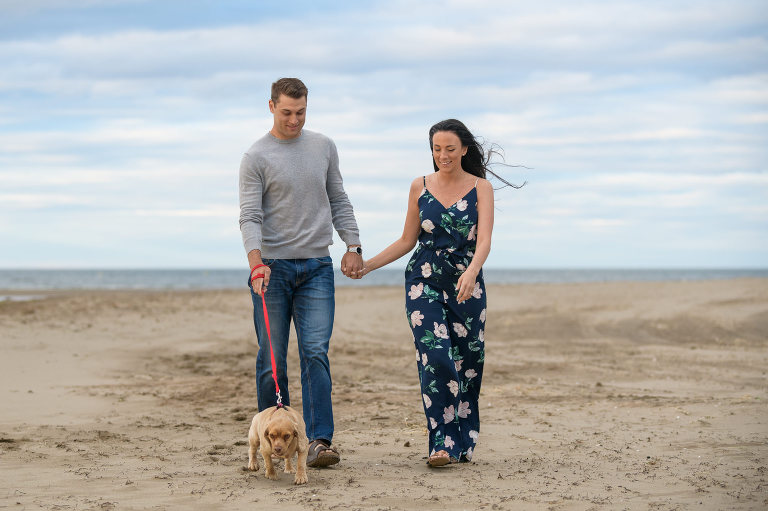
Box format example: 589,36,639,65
423,176,426,187
474,178,479,188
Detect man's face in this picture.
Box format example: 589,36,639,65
269,94,307,140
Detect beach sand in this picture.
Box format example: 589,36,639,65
0,279,766,510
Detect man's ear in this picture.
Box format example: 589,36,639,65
268,100,275,113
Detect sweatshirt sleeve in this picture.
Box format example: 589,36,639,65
325,140,361,247
238,152,264,254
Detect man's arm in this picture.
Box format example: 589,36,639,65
325,141,360,245
239,153,270,293
325,141,363,277
239,152,264,255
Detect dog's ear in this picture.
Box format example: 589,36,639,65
264,427,272,448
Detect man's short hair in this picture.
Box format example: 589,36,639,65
271,78,308,104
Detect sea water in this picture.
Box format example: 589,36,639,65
0,268,765,292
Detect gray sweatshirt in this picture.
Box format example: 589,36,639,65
238,130,361,259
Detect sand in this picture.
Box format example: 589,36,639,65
0,279,766,510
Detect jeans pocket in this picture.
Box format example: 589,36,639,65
311,256,332,265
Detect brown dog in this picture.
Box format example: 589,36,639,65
247,405,309,484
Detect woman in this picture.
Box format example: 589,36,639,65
358,119,504,466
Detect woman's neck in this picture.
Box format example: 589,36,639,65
436,168,467,185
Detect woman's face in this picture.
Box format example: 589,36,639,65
432,131,466,173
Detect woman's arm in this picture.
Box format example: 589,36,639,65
456,179,494,302
362,177,424,275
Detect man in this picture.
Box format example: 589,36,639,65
238,78,363,467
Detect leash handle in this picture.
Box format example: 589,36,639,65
255,274,283,408
250,263,267,282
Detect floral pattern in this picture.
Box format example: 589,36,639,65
405,177,486,463
431,322,445,339
408,282,423,300
453,322,468,337
443,405,456,424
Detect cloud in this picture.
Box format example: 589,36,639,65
0,0,766,268
133,206,237,217
0,193,84,208
0,0,143,15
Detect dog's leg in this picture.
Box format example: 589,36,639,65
261,447,278,480
284,454,295,474
248,437,260,472
294,447,308,485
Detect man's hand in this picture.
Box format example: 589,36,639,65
251,265,271,296
247,249,270,296
341,250,363,279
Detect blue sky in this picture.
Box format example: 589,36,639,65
1,0,766,269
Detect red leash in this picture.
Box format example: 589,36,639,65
251,264,283,408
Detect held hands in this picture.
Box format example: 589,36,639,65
353,260,372,279
456,267,479,302
250,264,271,296
341,251,364,279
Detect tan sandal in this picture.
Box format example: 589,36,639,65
427,450,452,467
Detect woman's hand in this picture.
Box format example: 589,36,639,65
456,267,478,302
350,260,371,279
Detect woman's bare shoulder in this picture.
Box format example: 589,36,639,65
410,176,425,190
476,176,493,189
476,177,494,199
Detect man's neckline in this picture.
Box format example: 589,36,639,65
268,130,304,144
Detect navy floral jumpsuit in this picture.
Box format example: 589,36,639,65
405,176,486,462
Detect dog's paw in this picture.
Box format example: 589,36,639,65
284,460,295,474
293,472,308,485
247,461,259,472
264,469,279,480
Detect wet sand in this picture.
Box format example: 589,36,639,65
1,279,766,510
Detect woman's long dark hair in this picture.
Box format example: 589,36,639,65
428,119,525,189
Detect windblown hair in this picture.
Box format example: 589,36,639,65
428,119,524,189
271,78,308,104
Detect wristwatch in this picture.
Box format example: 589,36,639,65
347,246,362,255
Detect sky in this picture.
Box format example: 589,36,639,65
1,0,766,269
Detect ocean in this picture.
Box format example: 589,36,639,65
0,268,765,293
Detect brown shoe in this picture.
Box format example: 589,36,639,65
306,439,340,468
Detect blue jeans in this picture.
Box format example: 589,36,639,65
249,256,335,442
